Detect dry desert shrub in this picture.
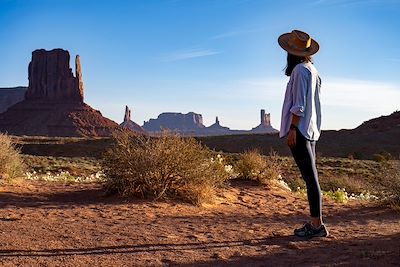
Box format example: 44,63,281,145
0,133,25,181
102,133,229,204
319,174,365,195
372,151,393,162
380,162,400,209
234,149,281,185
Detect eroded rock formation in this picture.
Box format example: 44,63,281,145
120,105,147,134
143,112,206,133
0,49,122,137
143,110,278,136
25,49,83,102
251,109,279,134
206,116,230,134
75,55,84,99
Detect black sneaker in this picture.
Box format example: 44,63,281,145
294,222,312,235
294,223,329,238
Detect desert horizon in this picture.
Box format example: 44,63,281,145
1,0,399,266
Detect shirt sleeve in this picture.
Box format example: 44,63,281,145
289,66,309,117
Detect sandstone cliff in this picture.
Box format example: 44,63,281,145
25,49,83,102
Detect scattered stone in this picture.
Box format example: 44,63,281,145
287,241,301,250
232,251,243,257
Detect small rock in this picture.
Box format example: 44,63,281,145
287,241,301,250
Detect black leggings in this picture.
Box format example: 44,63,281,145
290,129,322,218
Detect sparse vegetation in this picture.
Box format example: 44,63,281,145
22,155,101,177
234,150,282,185
319,174,365,195
372,151,393,162
281,157,384,194
0,133,25,181
323,188,349,204
102,133,229,205
379,161,400,209
5,134,399,208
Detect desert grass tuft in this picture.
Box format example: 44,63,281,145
102,132,229,205
234,149,281,185
319,174,365,195
0,133,25,182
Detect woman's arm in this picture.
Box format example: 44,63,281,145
287,66,308,148
287,114,300,148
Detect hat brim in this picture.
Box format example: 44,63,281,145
278,32,319,57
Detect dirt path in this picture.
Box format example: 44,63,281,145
0,181,399,266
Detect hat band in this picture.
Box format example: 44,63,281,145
288,36,311,52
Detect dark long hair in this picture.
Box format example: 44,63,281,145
285,53,312,76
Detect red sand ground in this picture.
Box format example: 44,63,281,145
0,181,399,266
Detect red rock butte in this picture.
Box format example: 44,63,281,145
0,48,122,137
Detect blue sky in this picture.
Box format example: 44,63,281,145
0,0,399,130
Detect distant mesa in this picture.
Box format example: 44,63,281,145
0,86,27,113
0,48,122,137
120,105,147,134
143,112,206,134
142,109,278,136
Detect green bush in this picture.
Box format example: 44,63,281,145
234,150,281,185
323,188,348,203
102,133,229,205
0,133,25,181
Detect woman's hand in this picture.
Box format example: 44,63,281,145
287,128,296,148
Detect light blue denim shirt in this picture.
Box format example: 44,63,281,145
280,62,322,141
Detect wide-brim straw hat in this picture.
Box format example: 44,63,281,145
278,30,319,57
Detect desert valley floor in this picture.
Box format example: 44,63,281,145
0,180,399,267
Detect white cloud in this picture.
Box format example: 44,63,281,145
210,28,264,40
319,78,400,129
322,78,400,112
161,48,221,62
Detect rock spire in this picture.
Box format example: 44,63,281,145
124,105,132,122
251,109,278,134
75,55,84,99
120,105,147,134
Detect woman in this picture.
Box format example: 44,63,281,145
278,30,328,238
